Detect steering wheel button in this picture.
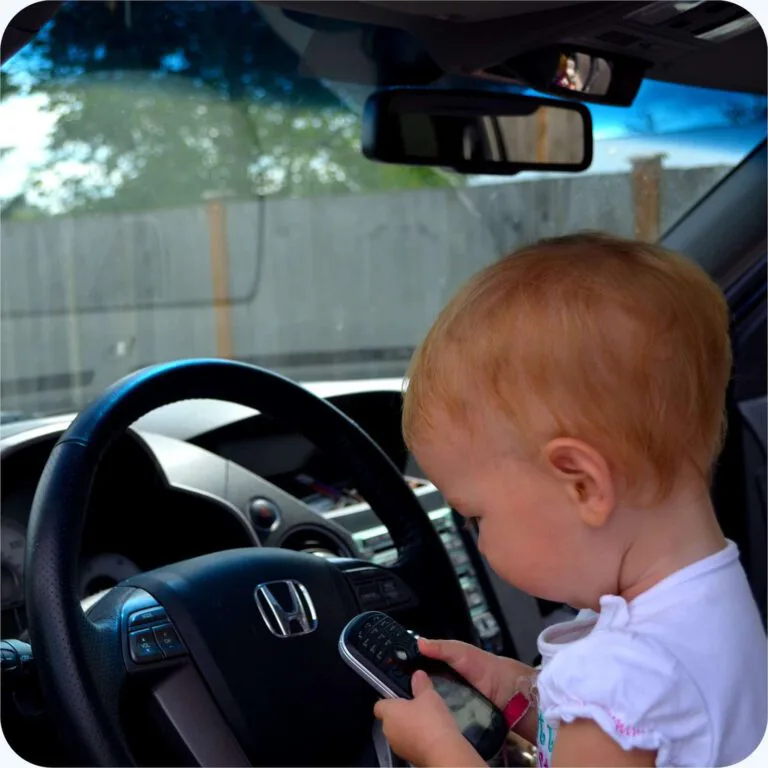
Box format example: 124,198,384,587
128,606,167,628
380,579,403,604
357,582,382,606
129,629,163,664
152,623,185,658
0,646,19,671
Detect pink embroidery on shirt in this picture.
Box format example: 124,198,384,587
611,715,644,738
564,697,647,738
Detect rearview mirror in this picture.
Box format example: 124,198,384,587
362,89,593,175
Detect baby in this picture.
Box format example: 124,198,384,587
374,233,767,767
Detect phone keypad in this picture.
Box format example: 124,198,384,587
347,611,420,694
342,611,508,762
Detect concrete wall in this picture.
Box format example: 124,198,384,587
0,165,729,415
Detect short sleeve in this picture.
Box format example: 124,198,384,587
537,630,713,766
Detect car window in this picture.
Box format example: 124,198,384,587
1,1,766,418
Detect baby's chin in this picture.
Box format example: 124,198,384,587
490,565,564,604
482,549,567,603
499,568,584,608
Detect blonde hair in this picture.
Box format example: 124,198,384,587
403,232,732,502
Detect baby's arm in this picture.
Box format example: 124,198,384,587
552,719,656,767
509,702,539,748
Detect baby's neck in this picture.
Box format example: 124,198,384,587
615,483,727,604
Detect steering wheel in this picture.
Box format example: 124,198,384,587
25,359,473,766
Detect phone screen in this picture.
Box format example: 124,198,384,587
395,655,507,758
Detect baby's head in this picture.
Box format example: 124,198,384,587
403,233,731,608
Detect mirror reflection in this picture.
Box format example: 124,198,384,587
394,105,588,168
552,52,613,95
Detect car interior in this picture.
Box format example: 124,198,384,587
0,1,766,766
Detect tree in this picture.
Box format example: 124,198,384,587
4,1,454,217
0,70,18,97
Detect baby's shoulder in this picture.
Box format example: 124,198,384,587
539,622,705,719
536,547,767,765
537,625,713,765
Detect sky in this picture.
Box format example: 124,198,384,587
588,78,766,139
0,93,59,204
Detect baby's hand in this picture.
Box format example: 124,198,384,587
373,670,484,767
418,636,530,709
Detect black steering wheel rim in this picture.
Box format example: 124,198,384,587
25,359,472,765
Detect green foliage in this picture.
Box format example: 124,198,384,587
3,1,455,218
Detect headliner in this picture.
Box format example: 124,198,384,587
2,1,766,95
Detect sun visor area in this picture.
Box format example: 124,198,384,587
257,3,442,87
262,1,766,97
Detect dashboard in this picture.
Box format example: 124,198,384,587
0,380,550,663
1,431,256,637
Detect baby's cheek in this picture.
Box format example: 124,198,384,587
481,525,533,580
484,522,556,593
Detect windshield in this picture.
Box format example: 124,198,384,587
1,1,766,419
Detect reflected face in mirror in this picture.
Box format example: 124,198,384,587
553,52,613,96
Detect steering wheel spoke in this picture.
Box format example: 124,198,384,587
147,664,250,766
85,585,249,767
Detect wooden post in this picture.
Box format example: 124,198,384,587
205,197,234,359
535,108,549,163
631,155,665,242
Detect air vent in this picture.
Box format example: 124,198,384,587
280,527,351,559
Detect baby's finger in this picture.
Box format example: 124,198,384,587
411,669,434,696
418,637,470,668
373,699,408,720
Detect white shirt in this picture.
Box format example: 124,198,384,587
533,541,767,767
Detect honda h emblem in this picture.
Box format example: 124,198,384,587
254,580,318,638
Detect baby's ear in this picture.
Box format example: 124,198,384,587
543,438,616,527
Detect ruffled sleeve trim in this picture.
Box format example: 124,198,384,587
542,698,673,766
